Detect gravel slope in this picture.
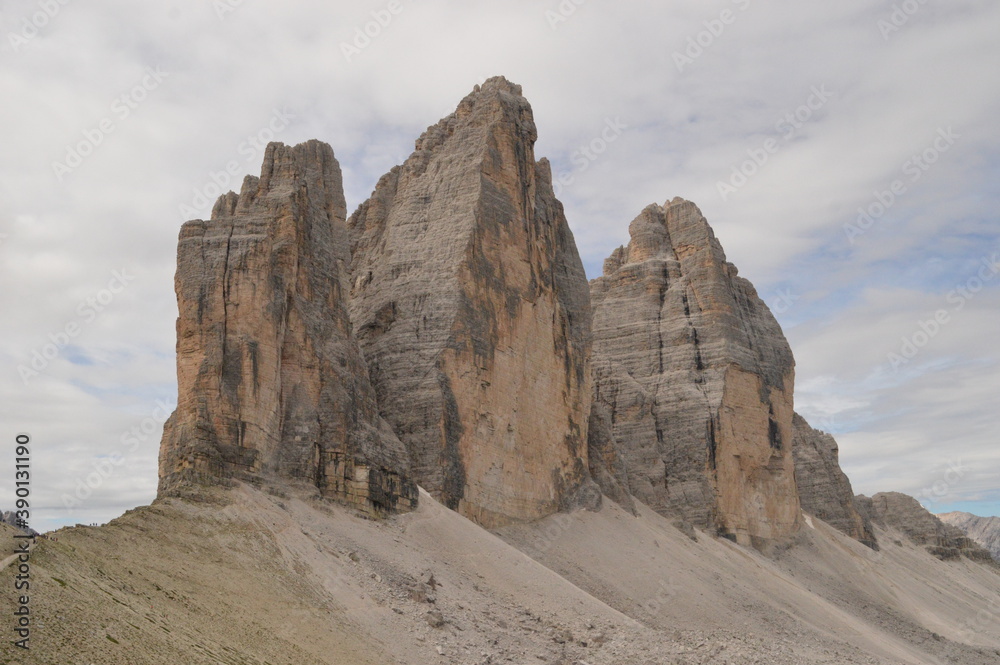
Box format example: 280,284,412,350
4,484,1000,664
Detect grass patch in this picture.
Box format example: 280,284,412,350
105,635,119,644
51,577,67,587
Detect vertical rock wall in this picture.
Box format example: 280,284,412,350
158,140,416,515
348,78,595,527
591,198,801,545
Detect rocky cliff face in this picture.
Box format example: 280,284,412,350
858,493,993,562
158,140,416,515
792,414,877,549
586,400,637,514
347,77,595,527
938,512,1000,561
153,78,880,549
590,199,801,546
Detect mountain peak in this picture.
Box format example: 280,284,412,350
158,140,416,515
348,77,593,527
410,77,536,161
477,75,524,96
591,198,800,545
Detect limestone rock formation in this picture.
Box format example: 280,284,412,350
590,199,801,546
938,511,1000,561
158,140,416,515
348,77,595,528
792,413,877,549
858,493,993,562
586,400,637,514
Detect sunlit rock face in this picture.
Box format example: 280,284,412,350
348,78,595,527
158,140,416,515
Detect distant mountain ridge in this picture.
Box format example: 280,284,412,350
938,511,1000,561
853,493,994,562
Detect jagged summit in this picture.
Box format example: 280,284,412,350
30,76,1000,665
394,76,538,181
478,75,524,94
348,75,595,528
602,198,728,271
590,198,801,546
157,79,898,552
158,140,416,515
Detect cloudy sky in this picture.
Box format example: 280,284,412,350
1,1,997,531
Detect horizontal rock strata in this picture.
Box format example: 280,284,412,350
938,511,1000,561
590,199,801,546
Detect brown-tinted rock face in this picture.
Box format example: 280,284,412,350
158,140,416,515
860,492,993,562
348,78,594,528
590,199,800,546
792,414,877,549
